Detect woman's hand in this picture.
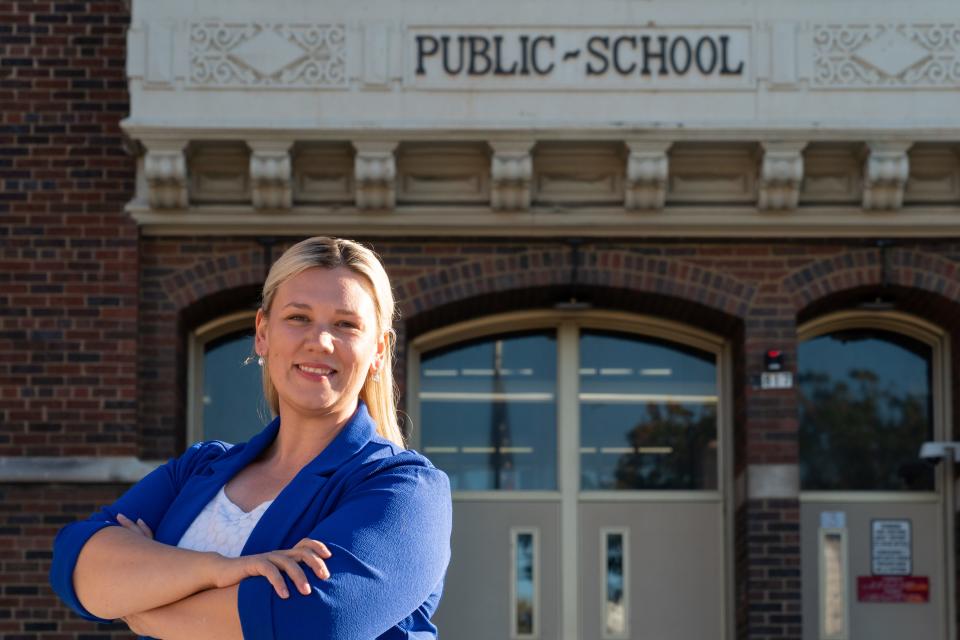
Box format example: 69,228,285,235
117,513,153,539
210,538,333,599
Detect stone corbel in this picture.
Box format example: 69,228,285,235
863,142,911,211
353,142,397,210
143,141,188,209
490,141,534,211
625,141,671,211
758,142,806,210
249,141,293,210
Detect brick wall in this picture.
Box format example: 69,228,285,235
0,0,137,457
1,1,136,637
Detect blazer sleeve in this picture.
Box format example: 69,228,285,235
48,440,229,622
237,454,453,639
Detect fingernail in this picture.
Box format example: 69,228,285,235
117,513,127,521
301,583,310,594
137,518,145,525
280,588,289,598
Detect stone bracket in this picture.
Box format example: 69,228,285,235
758,141,806,210
490,141,534,211
625,141,671,211
353,141,398,210
144,140,188,209
863,142,912,211
249,141,293,210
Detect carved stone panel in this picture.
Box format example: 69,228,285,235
667,143,758,204
533,142,624,206
812,24,960,88
800,143,863,205
293,143,355,205
188,142,250,204
905,144,960,204
189,23,347,87
397,143,490,204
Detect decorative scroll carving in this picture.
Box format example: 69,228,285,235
812,24,960,87
353,142,397,210
758,142,806,210
249,143,292,210
144,145,187,209
490,141,534,211
863,143,911,210
189,23,347,87
625,142,671,211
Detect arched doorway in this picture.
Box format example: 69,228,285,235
408,310,734,639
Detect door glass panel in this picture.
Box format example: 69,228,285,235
603,530,628,638
420,331,557,490
202,330,265,443
820,530,847,639
579,330,718,490
798,329,934,491
513,529,537,637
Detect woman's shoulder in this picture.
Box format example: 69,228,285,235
351,436,451,491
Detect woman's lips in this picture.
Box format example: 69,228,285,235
296,364,337,380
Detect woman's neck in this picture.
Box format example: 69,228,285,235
264,399,359,473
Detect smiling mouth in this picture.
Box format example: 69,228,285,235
297,364,337,377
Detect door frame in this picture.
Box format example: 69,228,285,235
407,309,735,640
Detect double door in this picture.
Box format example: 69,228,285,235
409,313,732,639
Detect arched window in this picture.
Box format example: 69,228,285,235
409,311,726,493
188,310,267,444
798,312,942,492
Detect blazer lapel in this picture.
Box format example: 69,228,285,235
242,402,377,554
154,418,281,546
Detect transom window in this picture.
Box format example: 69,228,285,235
798,326,934,491
416,317,721,492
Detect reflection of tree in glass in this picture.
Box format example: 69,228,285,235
798,368,933,491
612,402,717,490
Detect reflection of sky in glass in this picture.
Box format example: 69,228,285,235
420,332,557,490
798,330,933,491
203,333,267,444
605,532,626,635
579,331,717,490
516,532,535,635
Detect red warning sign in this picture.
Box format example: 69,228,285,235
857,576,929,603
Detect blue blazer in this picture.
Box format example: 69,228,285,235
49,402,453,639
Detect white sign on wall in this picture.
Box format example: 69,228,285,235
871,519,912,576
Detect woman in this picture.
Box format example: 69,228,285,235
50,237,453,639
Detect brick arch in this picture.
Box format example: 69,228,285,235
785,247,960,312
395,247,757,322
159,247,266,311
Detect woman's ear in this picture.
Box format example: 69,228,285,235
371,329,389,372
254,308,268,356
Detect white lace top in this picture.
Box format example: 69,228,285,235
176,486,274,558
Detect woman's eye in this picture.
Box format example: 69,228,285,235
337,320,358,329
287,315,308,322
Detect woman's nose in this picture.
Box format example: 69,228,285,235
309,327,335,351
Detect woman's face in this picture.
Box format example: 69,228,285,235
255,266,386,425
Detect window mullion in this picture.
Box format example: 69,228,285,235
557,322,580,639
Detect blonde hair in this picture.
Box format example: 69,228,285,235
259,237,404,447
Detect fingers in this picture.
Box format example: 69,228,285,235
296,549,330,580
254,560,290,599
116,513,143,536
296,538,332,559
269,554,312,596
135,517,154,539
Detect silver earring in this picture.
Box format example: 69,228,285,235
372,371,380,382
257,355,264,367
